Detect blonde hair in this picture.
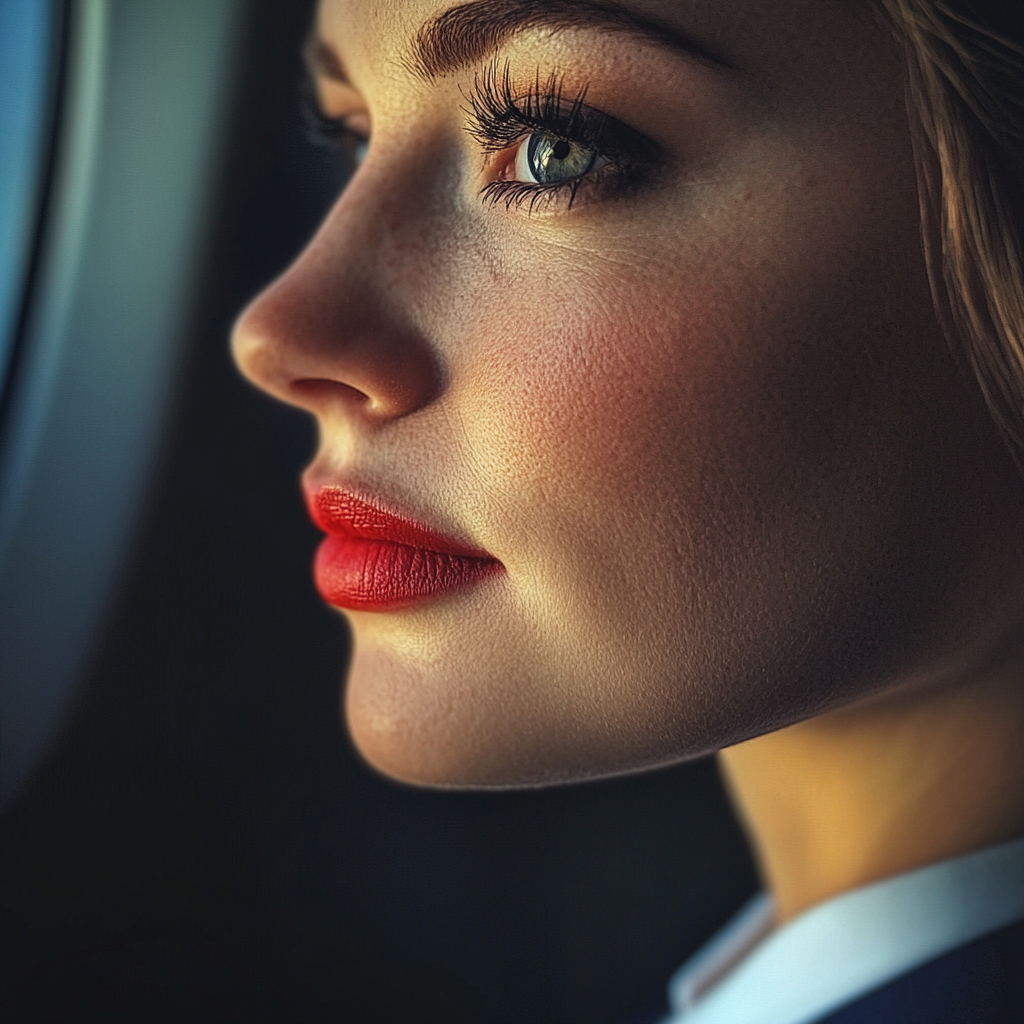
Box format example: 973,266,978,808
880,1,1024,460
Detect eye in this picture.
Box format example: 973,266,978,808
512,132,602,185
300,83,370,168
463,60,665,214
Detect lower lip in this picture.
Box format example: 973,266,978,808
314,535,500,611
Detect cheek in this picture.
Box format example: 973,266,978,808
440,204,966,744
432,269,785,742
454,243,868,582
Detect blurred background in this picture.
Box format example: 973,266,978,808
0,2,757,1021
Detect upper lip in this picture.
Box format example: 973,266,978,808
304,484,496,561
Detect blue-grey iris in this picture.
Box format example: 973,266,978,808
526,133,596,184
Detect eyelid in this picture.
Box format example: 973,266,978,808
306,70,370,130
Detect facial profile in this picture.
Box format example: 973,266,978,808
232,0,1024,788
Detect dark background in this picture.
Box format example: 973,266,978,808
0,3,757,1022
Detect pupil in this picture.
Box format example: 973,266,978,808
552,139,571,161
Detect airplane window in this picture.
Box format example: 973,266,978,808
0,0,238,807
0,0,53,391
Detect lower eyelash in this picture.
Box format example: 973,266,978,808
480,177,587,213
479,157,644,213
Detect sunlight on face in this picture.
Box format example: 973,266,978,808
233,0,1024,786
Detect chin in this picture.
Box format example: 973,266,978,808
340,637,717,791
342,644,479,787
343,667,558,790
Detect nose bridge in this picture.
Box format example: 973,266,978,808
232,161,441,421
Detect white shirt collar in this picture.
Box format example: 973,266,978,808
663,834,1024,1024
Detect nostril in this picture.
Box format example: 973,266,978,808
293,377,372,406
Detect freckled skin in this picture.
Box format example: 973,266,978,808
232,0,1024,788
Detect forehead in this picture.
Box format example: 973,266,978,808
315,0,882,89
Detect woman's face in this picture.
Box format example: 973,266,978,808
233,0,1024,786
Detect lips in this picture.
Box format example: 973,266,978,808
305,485,501,610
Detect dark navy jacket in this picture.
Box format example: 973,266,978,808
817,918,1024,1024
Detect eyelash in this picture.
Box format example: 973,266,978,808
299,62,662,214
462,59,661,213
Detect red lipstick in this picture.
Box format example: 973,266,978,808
305,486,501,610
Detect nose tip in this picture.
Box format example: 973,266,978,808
231,249,441,424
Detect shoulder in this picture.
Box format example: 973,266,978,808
816,917,1024,1024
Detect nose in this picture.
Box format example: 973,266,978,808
232,170,440,424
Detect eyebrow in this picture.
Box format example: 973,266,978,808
306,0,732,87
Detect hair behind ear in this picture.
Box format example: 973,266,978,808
880,0,1024,464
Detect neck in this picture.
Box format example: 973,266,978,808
717,662,1024,924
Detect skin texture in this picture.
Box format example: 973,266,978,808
232,0,1024,912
